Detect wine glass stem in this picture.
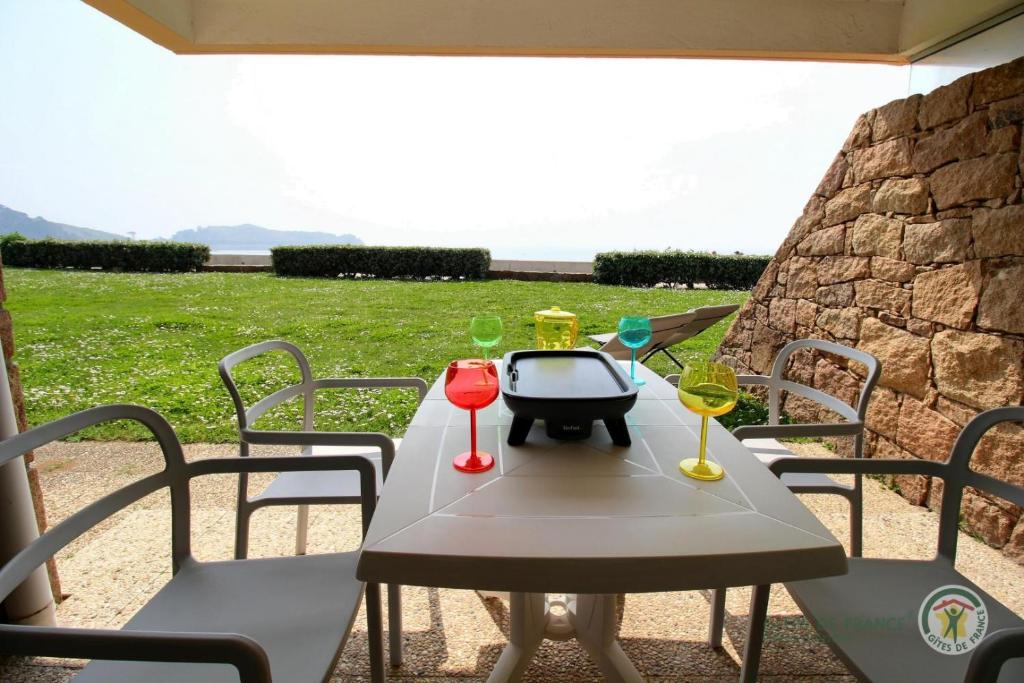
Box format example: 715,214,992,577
469,408,478,461
630,349,636,379
483,347,489,361
698,415,709,465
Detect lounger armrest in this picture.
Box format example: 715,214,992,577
768,456,943,479
965,627,1024,683
732,422,862,441
0,626,272,683
313,376,429,403
587,332,617,345
667,374,772,389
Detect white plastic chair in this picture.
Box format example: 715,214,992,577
219,339,427,667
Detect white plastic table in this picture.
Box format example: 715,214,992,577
357,361,847,682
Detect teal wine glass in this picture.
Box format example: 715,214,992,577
470,315,503,361
618,316,652,386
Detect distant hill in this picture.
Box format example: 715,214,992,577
0,205,364,250
171,225,363,251
0,205,126,241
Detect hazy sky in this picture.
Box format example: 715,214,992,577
0,0,910,259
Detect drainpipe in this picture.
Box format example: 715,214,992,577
0,345,55,626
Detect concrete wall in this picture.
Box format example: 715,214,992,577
204,254,596,280
717,56,1024,564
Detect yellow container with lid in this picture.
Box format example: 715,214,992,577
534,306,579,350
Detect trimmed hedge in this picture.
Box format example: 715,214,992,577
593,250,770,289
271,245,491,280
0,238,209,272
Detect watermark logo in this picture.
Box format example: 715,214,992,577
919,584,988,655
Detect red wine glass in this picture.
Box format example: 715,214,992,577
444,359,499,473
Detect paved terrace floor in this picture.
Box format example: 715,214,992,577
2,441,1023,682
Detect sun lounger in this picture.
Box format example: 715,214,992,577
588,304,739,368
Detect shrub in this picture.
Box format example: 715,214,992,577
717,391,771,431
0,232,27,248
592,250,770,289
271,245,491,280
0,238,209,272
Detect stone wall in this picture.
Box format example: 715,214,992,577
717,56,1024,564
0,256,61,601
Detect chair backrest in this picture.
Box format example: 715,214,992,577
219,340,315,434
935,406,1024,562
0,405,192,603
765,338,881,428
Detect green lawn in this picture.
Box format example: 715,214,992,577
5,269,747,442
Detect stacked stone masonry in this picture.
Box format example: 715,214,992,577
717,57,1024,565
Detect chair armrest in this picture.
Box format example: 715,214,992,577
768,457,944,479
189,454,378,534
313,377,429,403
965,627,1024,683
240,428,396,477
733,422,862,441
0,625,271,683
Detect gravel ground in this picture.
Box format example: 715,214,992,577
2,440,1021,682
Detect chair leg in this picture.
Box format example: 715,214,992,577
295,504,309,556
740,585,770,683
365,582,387,683
850,478,863,558
234,506,252,560
708,588,726,648
387,584,403,667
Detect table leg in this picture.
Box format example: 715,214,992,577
739,584,770,683
487,592,546,683
388,583,403,666
708,588,726,649
571,594,643,683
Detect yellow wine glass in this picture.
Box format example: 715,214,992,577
677,360,738,481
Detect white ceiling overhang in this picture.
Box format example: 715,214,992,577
84,0,1024,63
